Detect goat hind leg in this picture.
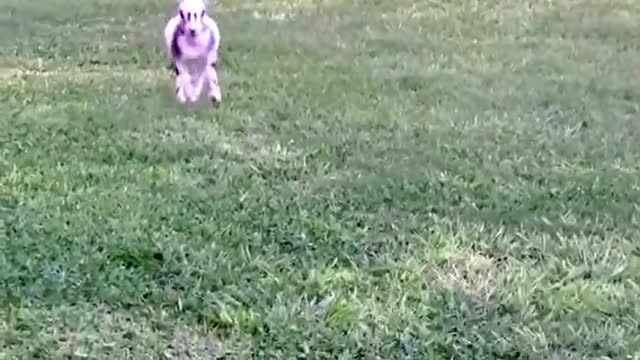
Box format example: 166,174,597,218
188,71,206,103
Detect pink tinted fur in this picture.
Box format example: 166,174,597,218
164,0,221,104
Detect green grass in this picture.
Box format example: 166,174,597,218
1,0,640,358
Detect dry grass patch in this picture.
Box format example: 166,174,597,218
429,248,507,304
2,68,169,87
1,306,224,359
0,67,21,79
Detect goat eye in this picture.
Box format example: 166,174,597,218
187,12,192,21
201,10,205,17
179,10,184,19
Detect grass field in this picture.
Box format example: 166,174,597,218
2,0,640,358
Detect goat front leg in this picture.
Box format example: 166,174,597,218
206,54,222,106
173,60,192,104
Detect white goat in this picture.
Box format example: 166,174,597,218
163,0,222,105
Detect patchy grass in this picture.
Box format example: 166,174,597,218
1,0,640,358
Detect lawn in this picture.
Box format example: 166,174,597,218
1,0,640,358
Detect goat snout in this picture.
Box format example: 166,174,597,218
188,29,196,37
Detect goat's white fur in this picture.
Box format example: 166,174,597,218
164,0,222,105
